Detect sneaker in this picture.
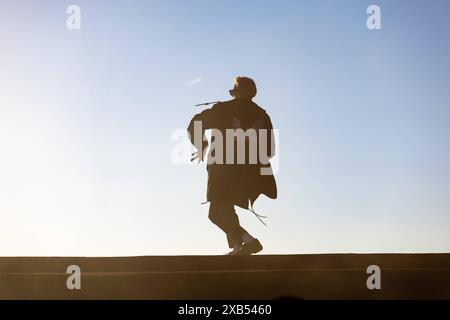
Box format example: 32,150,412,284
225,244,242,255
236,239,263,255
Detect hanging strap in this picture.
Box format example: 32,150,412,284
249,202,268,226
201,200,268,226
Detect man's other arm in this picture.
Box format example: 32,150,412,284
265,113,275,159
187,103,223,158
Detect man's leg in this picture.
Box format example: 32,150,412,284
208,201,247,249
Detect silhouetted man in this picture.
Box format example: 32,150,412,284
188,77,277,255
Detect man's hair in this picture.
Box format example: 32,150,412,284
234,76,257,99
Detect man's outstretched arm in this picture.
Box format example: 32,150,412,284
187,111,208,162
187,104,222,162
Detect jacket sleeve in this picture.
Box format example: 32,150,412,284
265,113,275,159
187,103,223,151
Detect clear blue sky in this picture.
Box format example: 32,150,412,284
1,0,449,255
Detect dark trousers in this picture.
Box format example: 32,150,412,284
209,200,247,248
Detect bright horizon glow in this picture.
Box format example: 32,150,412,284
1,0,450,256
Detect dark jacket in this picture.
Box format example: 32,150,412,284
188,98,277,209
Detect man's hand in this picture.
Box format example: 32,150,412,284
191,147,208,163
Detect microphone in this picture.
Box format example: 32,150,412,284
195,100,221,107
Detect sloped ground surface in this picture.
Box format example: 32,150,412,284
0,254,449,299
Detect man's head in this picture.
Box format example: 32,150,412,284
229,76,257,100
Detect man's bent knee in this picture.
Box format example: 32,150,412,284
208,202,227,225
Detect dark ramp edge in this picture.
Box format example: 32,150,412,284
0,254,449,300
